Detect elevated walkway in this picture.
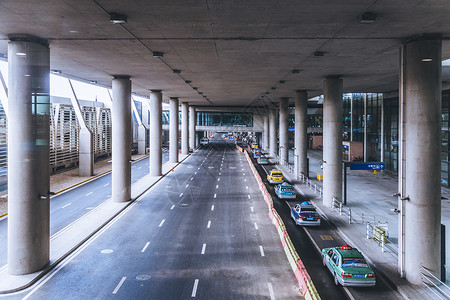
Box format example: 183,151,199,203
268,148,450,299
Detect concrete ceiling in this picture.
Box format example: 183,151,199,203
0,0,449,107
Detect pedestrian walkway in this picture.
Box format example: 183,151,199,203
271,149,449,299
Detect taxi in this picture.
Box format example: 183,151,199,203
267,170,283,184
290,201,320,226
257,155,268,164
253,150,261,158
251,142,259,149
274,183,296,199
322,244,376,287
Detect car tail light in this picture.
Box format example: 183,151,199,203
281,192,285,195
366,273,375,278
299,216,306,219
341,272,352,278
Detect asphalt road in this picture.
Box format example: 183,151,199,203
252,150,401,300
0,152,169,269
2,137,300,299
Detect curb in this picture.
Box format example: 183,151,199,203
0,154,188,294
241,147,320,300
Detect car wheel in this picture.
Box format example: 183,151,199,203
334,272,340,286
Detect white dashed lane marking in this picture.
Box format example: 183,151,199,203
259,246,265,257
112,277,127,295
141,242,150,253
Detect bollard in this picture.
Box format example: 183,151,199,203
339,203,342,215
348,208,352,224
366,222,370,239
381,232,385,252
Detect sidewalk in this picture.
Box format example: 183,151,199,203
271,149,449,299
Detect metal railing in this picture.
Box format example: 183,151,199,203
421,266,450,300
365,221,398,255
299,173,323,197
332,196,352,224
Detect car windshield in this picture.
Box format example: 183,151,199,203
272,173,282,177
342,258,368,268
300,207,316,213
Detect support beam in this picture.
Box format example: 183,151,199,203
149,90,162,176
402,37,442,284
322,77,343,207
295,90,308,178
112,76,132,202
189,106,196,150
169,97,179,163
279,98,289,164
263,113,269,150
68,79,94,176
181,102,189,155
7,36,50,275
131,96,148,155
0,70,8,117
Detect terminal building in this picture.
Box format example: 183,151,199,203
0,1,449,299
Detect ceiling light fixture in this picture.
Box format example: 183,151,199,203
271,87,276,90
152,51,164,58
422,58,433,62
110,13,127,24
314,51,324,57
185,80,192,84
292,69,300,74
193,87,198,90
16,52,26,56
360,12,377,24
279,80,286,84
173,69,181,74
199,92,203,95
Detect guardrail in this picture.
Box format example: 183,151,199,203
421,266,450,300
241,146,320,300
331,197,352,224
365,221,398,255
298,173,323,197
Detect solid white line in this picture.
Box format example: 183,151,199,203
268,282,275,300
255,222,259,230
170,205,175,210
103,183,110,187
201,243,206,254
141,242,150,253
159,219,165,227
112,277,127,294
214,194,217,198
86,192,93,196
259,246,265,257
61,203,72,209
251,206,254,212
179,193,183,197
191,279,199,297
207,220,211,228
211,205,214,211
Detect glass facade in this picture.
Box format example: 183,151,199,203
196,112,253,127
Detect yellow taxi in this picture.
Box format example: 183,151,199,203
267,170,284,184
251,142,259,149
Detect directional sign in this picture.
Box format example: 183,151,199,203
349,162,385,171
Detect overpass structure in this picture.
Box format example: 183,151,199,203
0,1,449,298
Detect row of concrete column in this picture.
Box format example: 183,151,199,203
6,37,198,275
260,37,442,285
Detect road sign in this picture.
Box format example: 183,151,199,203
349,162,385,171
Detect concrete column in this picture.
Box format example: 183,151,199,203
169,97,179,163
380,96,385,163
112,76,131,202
7,36,50,274
149,90,162,176
137,125,148,155
295,91,308,177
269,108,277,157
181,102,189,154
403,37,442,284
263,114,269,150
322,77,343,207
279,98,289,164
189,106,196,150
363,93,368,162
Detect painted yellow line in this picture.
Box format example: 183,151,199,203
0,155,150,218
